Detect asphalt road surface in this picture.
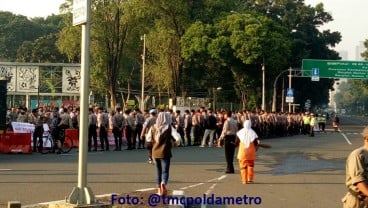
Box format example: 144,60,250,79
0,115,367,208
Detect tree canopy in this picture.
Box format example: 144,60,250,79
1,0,349,112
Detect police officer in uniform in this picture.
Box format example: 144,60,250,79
218,110,238,173
112,107,125,151
342,127,368,208
88,107,98,152
97,107,109,151
29,108,44,152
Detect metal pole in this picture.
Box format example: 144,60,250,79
262,62,265,111
271,82,277,112
288,67,292,113
67,0,95,204
141,34,146,112
77,2,90,192
212,88,215,112
37,84,40,108
281,77,285,112
271,69,289,112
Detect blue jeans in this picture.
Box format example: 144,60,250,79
155,158,171,186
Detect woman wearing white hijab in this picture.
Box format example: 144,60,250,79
236,119,259,184
152,111,175,195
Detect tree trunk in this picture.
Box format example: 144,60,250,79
109,83,117,110
241,90,247,110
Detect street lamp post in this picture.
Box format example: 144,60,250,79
271,69,290,112
213,87,222,112
141,34,146,112
288,67,292,113
261,61,265,111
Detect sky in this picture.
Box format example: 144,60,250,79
0,0,65,18
0,0,367,60
304,0,368,60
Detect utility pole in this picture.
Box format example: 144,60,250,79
288,67,292,113
141,34,146,111
261,62,265,111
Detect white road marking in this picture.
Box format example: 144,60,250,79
22,200,64,207
201,184,217,208
204,183,217,195
181,182,205,190
95,193,119,197
206,174,227,182
22,174,228,206
341,132,352,145
135,187,157,192
181,175,227,190
0,169,12,171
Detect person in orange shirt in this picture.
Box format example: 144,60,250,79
236,120,259,184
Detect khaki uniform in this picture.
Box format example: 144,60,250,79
342,147,368,208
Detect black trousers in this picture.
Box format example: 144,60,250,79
113,127,122,150
192,125,200,145
303,124,310,135
99,126,109,150
318,122,326,131
134,124,144,148
33,126,44,152
88,124,97,151
224,135,236,172
185,126,192,146
125,126,133,149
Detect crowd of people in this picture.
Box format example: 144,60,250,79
5,104,342,197
5,105,336,153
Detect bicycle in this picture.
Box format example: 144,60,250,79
38,129,73,154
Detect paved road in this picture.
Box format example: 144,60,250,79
0,115,367,207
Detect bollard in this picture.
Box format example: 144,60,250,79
8,201,21,208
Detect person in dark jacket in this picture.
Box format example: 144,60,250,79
200,109,217,147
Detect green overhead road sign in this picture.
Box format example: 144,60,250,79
302,59,368,79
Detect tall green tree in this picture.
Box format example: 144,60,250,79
0,12,43,61
238,0,341,110
334,80,368,114
181,12,291,110
136,0,191,102
362,39,368,60
57,0,141,109
17,33,68,62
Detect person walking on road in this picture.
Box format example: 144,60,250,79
218,110,238,174
151,111,176,196
200,109,217,147
236,120,259,184
342,126,368,208
141,109,157,164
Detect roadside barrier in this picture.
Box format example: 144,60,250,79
0,132,32,154
65,128,79,147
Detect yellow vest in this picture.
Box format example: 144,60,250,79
310,117,316,126
303,116,310,125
